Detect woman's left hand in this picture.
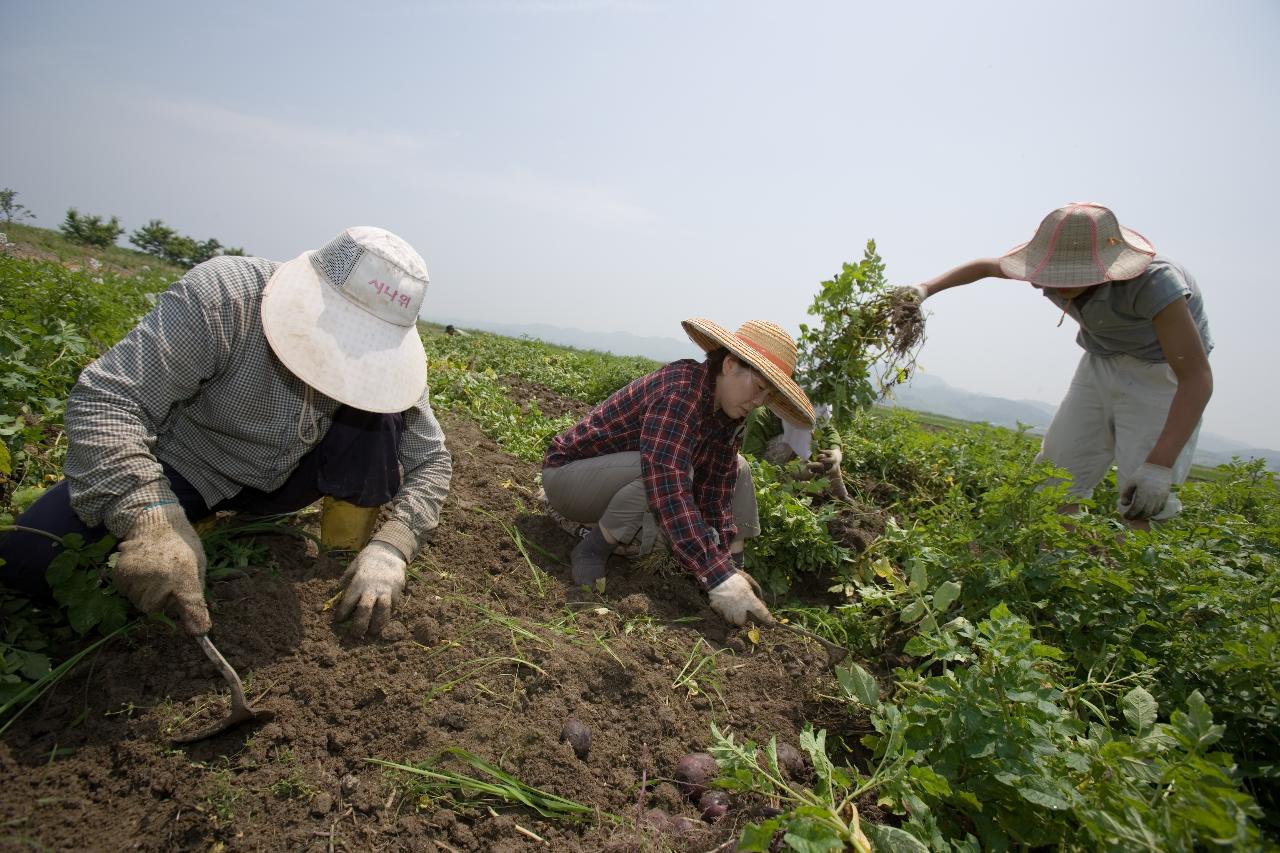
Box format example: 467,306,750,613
1120,463,1173,519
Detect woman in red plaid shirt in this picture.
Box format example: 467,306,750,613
542,318,815,625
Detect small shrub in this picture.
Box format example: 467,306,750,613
59,209,123,248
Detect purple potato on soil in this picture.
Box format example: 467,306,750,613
668,814,702,835
639,808,670,832
559,717,591,760
675,752,719,801
699,789,730,822
775,742,810,780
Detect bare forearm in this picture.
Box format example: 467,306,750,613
1146,370,1212,468
919,258,1006,298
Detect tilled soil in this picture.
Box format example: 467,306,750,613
0,405,857,852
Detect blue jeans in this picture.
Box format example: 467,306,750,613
0,406,403,597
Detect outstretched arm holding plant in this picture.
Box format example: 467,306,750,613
906,257,1007,302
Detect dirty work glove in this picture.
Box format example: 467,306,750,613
896,284,930,303
815,447,842,472
336,541,407,637
1120,463,1173,520
708,572,772,627
115,502,210,635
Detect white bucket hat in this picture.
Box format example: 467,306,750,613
999,202,1155,288
261,226,429,413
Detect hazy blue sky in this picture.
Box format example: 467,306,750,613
3,1,1276,447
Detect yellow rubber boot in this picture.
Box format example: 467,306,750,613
192,515,219,537
320,497,379,551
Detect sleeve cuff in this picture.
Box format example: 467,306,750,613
372,518,419,563
700,553,736,591
103,480,181,539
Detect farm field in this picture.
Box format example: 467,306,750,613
1,229,1278,851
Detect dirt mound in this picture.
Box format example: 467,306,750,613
828,500,889,554
497,374,592,420
0,411,846,851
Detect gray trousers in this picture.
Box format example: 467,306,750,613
541,452,760,552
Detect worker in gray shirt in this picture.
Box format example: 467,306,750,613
0,226,452,636
904,203,1212,528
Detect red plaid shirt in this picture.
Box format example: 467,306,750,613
544,360,740,590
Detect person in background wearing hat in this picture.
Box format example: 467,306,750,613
742,402,849,501
905,203,1212,528
541,319,815,626
0,227,452,637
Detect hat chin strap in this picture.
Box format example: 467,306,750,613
1055,295,1072,328
297,384,319,444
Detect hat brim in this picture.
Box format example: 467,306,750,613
261,251,427,413
999,225,1155,288
682,318,815,429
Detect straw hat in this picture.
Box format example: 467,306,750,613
261,226,429,413
999,203,1155,288
682,318,815,428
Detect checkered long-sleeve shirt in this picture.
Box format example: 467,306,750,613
62,256,451,561
543,360,740,590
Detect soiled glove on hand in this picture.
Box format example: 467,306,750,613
1120,463,1173,520
897,284,929,303
815,447,842,472
115,502,210,635
708,572,772,626
336,541,407,637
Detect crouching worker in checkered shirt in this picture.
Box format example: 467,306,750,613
541,318,815,626
0,227,452,638
903,203,1212,529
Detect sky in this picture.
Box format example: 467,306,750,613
3,0,1276,447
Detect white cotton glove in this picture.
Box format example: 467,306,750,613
708,572,772,627
897,284,930,303
336,541,407,637
816,448,851,501
1119,463,1174,520
115,503,211,636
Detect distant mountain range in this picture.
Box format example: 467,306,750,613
436,318,701,365
437,317,1279,473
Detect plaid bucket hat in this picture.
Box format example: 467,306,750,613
682,318,815,428
261,226,429,413
999,203,1155,288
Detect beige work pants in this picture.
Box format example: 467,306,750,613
541,452,760,552
1038,352,1201,520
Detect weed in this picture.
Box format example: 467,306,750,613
671,638,728,708
372,748,615,823
270,770,317,801
423,656,546,706
270,746,296,765
204,769,241,823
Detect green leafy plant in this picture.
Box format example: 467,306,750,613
845,603,1265,850
44,532,128,636
745,457,850,594
711,722,930,853
796,240,923,424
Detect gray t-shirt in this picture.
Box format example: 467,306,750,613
1042,256,1213,362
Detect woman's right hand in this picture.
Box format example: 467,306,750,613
897,283,930,302
708,572,772,626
